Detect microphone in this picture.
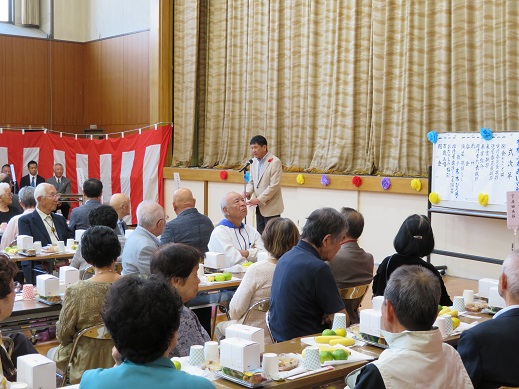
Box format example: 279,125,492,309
239,159,253,173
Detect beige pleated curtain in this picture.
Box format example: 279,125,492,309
173,0,519,176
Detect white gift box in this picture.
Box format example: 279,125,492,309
225,323,265,353
124,229,134,239
220,338,261,373
17,354,56,389
74,229,86,243
36,274,60,296
359,309,384,337
204,252,227,269
17,235,33,250
256,251,269,262
59,266,80,286
478,278,499,299
488,286,506,309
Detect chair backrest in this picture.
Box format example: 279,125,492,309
60,323,111,387
339,284,370,300
345,366,363,388
242,298,270,325
265,309,276,344
81,265,94,280
1,337,13,358
81,263,123,280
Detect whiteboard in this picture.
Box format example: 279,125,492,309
431,132,519,213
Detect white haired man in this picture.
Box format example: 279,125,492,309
208,192,265,272
121,201,165,276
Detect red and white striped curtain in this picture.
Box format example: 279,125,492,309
0,124,172,224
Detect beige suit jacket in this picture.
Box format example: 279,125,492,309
246,153,284,217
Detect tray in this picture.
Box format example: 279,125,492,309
352,334,388,349
37,297,62,306
214,370,269,388
17,252,36,257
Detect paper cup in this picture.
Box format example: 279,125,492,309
463,290,475,305
204,341,219,362
66,238,75,249
453,296,465,312
332,312,347,331
189,345,205,366
303,346,320,371
21,284,35,300
57,241,65,252
262,353,279,380
433,316,447,337
441,314,453,336
75,229,86,242
197,264,205,278
33,241,42,255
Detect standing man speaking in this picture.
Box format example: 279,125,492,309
244,135,284,234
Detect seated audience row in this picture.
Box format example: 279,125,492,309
216,217,300,343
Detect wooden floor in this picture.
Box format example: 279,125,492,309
34,274,479,356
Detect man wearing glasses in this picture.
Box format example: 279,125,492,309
18,183,73,284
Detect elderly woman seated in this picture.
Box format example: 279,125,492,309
216,217,300,344
80,276,215,388
150,243,211,357
53,226,121,384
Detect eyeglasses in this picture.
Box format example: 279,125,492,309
43,194,61,199
157,215,170,224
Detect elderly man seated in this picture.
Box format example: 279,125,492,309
269,208,347,342
18,183,73,284
208,192,265,272
354,265,472,388
458,250,519,388
121,201,165,276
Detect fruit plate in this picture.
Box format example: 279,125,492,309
214,370,270,388
322,348,375,365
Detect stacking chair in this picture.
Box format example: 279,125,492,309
339,283,371,325
265,310,276,343
81,265,94,280
241,298,275,344
1,336,14,357
345,366,363,388
59,323,112,387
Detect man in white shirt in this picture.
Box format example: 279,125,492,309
19,161,44,189
208,192,265,272
354,265,472,388
18,183,73,284
0,186,36,250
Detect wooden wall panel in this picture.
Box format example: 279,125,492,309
0,36,6,125
51,40,84,131
84,31,150,133
0,31,150,134
2,37,50,127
